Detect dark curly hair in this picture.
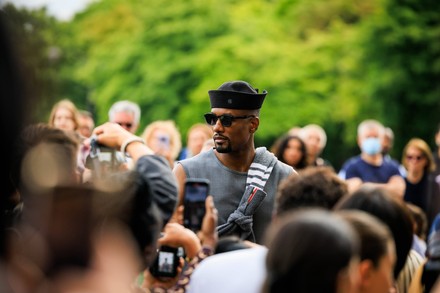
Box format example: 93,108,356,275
275,166,348,217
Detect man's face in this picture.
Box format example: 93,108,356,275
209,108,256,153
54,107,76,131
112,112,136,133
358,128,383,156
78,116,94,138
303,130,322,157
359,128,381,142
382,135,392,155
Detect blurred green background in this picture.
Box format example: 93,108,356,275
3,0,440,170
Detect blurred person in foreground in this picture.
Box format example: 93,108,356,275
262,209,360,293
4,120,180,292
337,210,397,293
335,186,420,293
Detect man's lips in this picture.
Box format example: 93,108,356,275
214,135,228,143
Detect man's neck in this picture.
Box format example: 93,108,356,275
215,147,256,172
361,153,383,166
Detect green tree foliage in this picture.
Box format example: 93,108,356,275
358,0,440,156
5,0,440,169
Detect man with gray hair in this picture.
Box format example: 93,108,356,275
298,123,333,168
108,100,141,134
338,119,405,199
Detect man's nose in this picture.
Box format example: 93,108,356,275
212,119,224,132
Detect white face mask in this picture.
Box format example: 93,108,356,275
361,137,382,155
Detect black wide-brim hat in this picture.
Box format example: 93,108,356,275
208,80,267,110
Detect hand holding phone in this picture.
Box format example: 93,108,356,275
183,178,210,233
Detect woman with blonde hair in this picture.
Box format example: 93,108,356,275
401,138,437,223
178,123,213,160
142,120,182,168
47,99,89,179
48,99,80,133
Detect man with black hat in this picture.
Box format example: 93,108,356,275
173,80,295,244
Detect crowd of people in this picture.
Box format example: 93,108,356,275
3,17,440,291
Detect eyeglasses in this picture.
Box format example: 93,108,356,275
204,113,255,127
406,155,424,161
117,122,133,128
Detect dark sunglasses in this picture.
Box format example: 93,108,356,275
406,155,424,161
204,113,255,127
117,122,133,128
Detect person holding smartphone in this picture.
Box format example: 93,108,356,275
140,195,218,292
173,80,295,244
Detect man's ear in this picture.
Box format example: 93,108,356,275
250,117,259,133
359,259,374,288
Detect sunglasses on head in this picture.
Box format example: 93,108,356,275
117,122,133,128
406,155,424,161
204,113,255,127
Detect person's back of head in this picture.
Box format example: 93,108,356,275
214,235,249,254
92,169,163,269
334,186,413,279
406,202,428,241
275,166,348,217
422,230,440,292
337,210,396,293
15,123,80,198
14,172,161,285
263,209,360,293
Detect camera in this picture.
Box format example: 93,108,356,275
85,135,125,176
149,245,180,278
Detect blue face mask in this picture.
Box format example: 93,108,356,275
361,137,382,155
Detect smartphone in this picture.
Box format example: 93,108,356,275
183,178,210,233
149,245,179,278
157,134,171,151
